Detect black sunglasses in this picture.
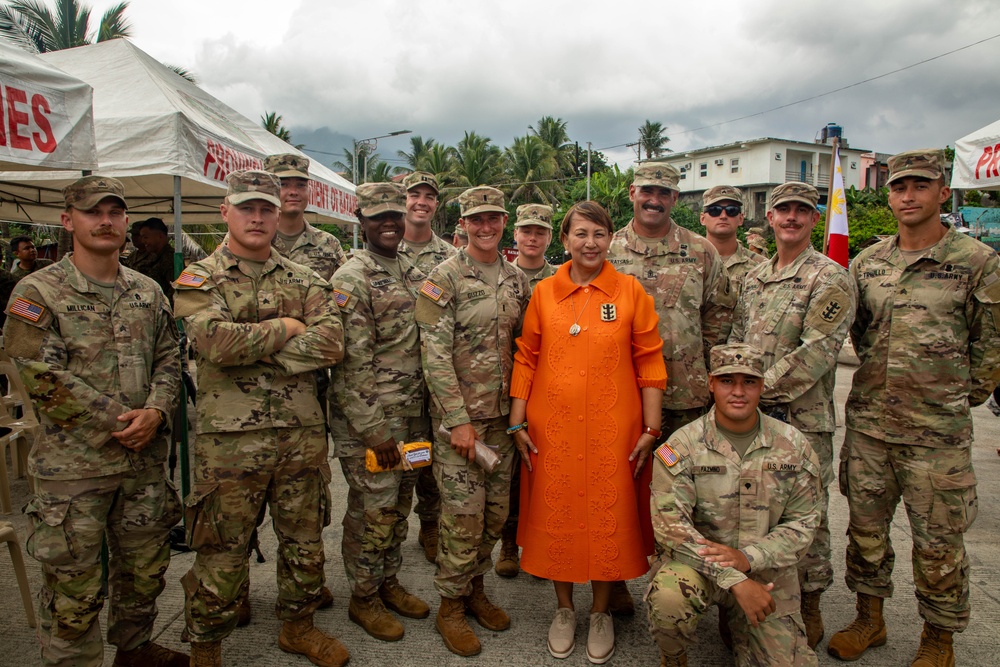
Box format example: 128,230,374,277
705,205,742,217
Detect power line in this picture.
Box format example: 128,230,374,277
597,32,1000,151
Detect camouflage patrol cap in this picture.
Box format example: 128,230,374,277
402,171,439,194
226,170,281,207
710,343,765,378
633,162,680,191
63,175,128,210
747,235,768,251
514,203,554,230
454,226,468,239
769,182,819,210
703,185,743,208
459,186,506,218
356,182,406,217
747,226,766,236
887,149,945,185
263,153,310,180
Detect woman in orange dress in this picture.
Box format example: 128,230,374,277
509,201,666,664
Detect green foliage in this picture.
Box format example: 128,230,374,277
964,189,983,206
638,120,670,160
672,203,703,236
0,0,132,52
813,201,898,257
504,134,561,206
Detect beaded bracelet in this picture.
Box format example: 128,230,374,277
506,422,528,435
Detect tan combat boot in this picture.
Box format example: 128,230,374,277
348,594,404,641
464,574,510,631
188,641,222,667
113,641,188,667
910,622,954,667
436,596,481,656
801,590,825,649
827,593,887,661
236,591,252,627
379,576,430,619
318,585,334,610
418,520,439,564
607,580,635,616
494,525,520,578
660,650,689,667
278,615,350,667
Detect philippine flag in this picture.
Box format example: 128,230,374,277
826,147,849,268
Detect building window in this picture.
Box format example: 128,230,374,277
731,158,739,174
699,163,708,177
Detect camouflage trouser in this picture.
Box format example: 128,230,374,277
413,413,441,523
647,560,817,667
338,415,423,598
662,406,707,439
432,415,515,598
25,467,181,667
839,429,977,632
799,431,833,594
182,425,330,643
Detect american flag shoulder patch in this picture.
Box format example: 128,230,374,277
9,296,46,323
420,281,444,301
333,289,350,308
655,442,680,467
175,271,207,287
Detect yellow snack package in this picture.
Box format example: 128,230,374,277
365,441,433,473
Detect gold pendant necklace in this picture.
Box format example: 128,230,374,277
569,289,594,336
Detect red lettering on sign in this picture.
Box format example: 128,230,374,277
988,144,1000,180
31,93,56,153
6,86,30,150
976,145,1000,180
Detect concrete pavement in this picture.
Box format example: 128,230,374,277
2,363,1000,665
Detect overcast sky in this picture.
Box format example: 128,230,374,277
90,0,999,168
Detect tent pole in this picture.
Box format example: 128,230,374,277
172,175,191,503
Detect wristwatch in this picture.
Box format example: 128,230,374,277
643,425,662,439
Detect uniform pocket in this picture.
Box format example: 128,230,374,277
184,483,223,551
24,496,76,565
929,470,978,534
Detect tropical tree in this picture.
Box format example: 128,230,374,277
568,165,634,228
333,141,381,184
529,116,574,176
367,160,401,183
454,131,501,187
260,111,305,149
638,119,671,160
504,134,561,205
397,135,436,171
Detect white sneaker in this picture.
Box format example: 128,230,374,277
587,611,615,664
548,607,576,659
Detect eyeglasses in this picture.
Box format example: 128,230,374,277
705,205,742,217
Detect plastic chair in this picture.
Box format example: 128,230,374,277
0,349,39,513
0,521,36,628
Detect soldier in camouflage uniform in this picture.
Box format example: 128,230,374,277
415,186,531,656
699,186,764,294
647,344,821,667
135,218,176,300
329,182,431,642
10,235,54,280
495,202,557,578
607,161,735,614
829,150,1000,667
3,176,186,667
174,171,347,667
729,181,856,648
747,227,770,259
396,171,456,564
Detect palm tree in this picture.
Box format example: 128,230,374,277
367,160,400,183
638,120,671,160
454,131,501,188
397,135,436,171
261,111,304,149
529,116,574,176
333,141,380,184
504,134,560,206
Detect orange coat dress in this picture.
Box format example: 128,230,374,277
511,260,667,583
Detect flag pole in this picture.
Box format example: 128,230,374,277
823,136,839,254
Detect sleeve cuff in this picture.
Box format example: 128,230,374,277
509,367,534,400
741,545,766,572
715,567,749,590
441,408,471,430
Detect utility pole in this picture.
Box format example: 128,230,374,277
586,142,592,200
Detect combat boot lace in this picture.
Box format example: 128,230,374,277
418,519,439,564
113,641,188,667
188,641,222,667
278,615,350,667
464,574,510,630
348,594,404,641
827,593,887,661
910,622,954,667
660,650,689,667
495,526,520,578
379,576,430,618
801,590,825,649
436,596,481,656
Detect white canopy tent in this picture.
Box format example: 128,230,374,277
0,39,356,232
0,38,97,172
952,118,1000,191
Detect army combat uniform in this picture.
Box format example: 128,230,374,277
330,246,427,599
608,219,735,433
647,404,821,667
4,253,181,666
415,247,530,598
174,242,344,642
11,256,54,280
842,221,1000,632
398,233,457,277
724,242,765,295
272,221,347,282
731,244,856,596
